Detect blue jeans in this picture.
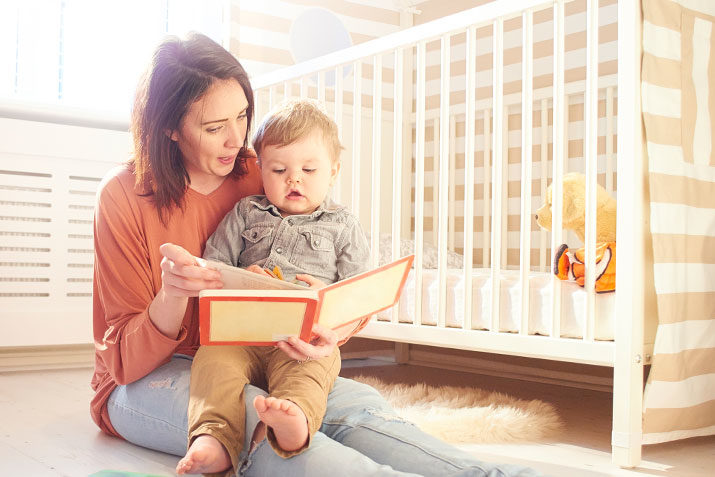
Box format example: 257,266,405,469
107,355,540,477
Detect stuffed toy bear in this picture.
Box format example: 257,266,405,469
535,172,616,293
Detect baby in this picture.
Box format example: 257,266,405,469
176,99,370,475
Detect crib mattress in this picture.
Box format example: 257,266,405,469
377,268,615,340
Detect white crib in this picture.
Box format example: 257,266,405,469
252,0,653,468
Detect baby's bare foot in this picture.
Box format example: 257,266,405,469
175,434,231,475
253,395,309,453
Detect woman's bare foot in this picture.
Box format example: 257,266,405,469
175,434,231,475
253,395,309,453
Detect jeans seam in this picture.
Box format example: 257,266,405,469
326,422,493,475
108,397,186,434
237,437,267,477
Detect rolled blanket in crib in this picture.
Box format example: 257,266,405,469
553,242,616,293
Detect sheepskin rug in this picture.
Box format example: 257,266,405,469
352,375,562,444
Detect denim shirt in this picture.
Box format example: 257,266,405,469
203,195,370,285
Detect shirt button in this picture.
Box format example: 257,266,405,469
276,247,283,254
286,219,293,225
313,239,321,246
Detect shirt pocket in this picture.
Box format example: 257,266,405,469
300,229,333,252
295,228,337,277
242,224,273,243
240,224,273,266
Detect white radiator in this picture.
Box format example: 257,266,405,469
0,117,129,346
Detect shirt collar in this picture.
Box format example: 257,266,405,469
248,196,344,218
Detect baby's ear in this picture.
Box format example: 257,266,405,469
329,160,341,186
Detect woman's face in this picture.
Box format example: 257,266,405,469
171,78,249,194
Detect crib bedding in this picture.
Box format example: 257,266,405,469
377,268,615,340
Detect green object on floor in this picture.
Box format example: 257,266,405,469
89,471,169,477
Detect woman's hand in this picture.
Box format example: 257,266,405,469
295,273,327,289
159,243,224,298
149,243,223,339
276,324,338,361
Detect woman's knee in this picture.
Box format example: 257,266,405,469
107,355,194,455
328,377,388,406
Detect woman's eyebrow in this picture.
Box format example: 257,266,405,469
201,118,227,126
200,106,248,126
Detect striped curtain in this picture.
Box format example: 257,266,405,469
641,0,715,444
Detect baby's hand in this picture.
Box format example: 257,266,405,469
295,273,326,289
246,264,272,277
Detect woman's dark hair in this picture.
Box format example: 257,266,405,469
129,32,254,223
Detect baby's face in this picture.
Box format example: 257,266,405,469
259,130,340,217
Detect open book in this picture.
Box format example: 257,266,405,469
199,255,414,345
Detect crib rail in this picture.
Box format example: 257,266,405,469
251,0,621,366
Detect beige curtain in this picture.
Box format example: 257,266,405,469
641,0,715,444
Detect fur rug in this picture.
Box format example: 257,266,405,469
352,375,562,444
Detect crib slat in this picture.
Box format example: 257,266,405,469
606,86,614,194
400,48,414,241
318,70,325,104
391,57,403,246
432,117,439,247
462,25,477,330
448,115,456,253
482,109,491,269
550,0,566,339
370,54,382,270
490,18,504,333
351,61,362,219
252,90,263,139
391,48,404,324
300,76,307,98
501,104,508,270
583,0,599,342
539,99,549,272
519,9,534,336
414,41,427,327
333,66,344,204
437,34,451,329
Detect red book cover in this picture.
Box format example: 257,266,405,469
199,255,414,346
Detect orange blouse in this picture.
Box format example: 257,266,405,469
90,160,263,436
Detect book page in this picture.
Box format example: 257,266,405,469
207,260,305,290
317,257,411,329
209,299,307,342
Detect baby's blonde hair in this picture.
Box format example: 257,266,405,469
252,99,343,163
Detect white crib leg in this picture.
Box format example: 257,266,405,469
611,350,644,468
612,0,644,468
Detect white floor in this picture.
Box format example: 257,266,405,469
1,363,713,476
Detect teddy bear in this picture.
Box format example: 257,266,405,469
535,172,616,292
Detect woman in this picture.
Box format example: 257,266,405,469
91,32,539,477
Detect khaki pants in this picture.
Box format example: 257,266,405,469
187,344,341,473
